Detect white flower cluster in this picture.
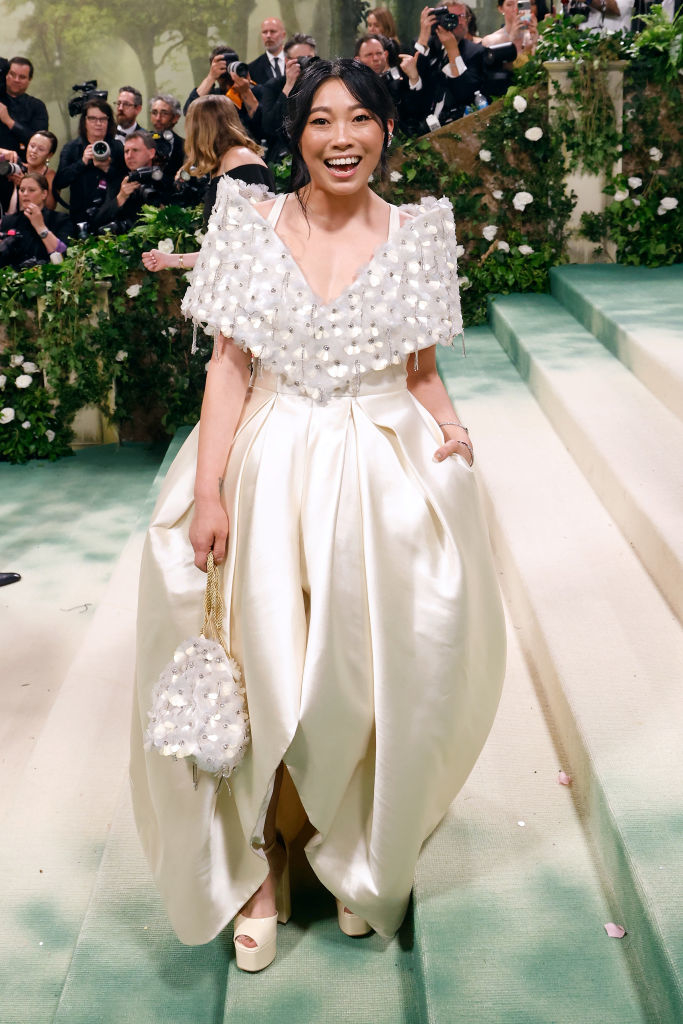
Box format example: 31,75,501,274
0,354,54,441
657,196,678,216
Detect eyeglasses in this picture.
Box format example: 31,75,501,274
86,115,109,123
117,101,136,108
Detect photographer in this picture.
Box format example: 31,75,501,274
0,57,49,213
0,172,71,269
150,93,185,180
414,4,488,126
260,34,318,163
54,98,125,230
91,130,167,233
184,46,262,142
482,0,539,55
354,34,430,136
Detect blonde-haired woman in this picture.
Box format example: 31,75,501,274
366,6,401,46
143,94,274,273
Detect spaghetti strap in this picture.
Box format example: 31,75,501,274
266,192,287,228
388,204,401,239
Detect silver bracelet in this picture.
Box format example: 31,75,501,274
438,421,468,433
453,438,474,464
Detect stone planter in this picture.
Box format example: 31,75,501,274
544,60,628,263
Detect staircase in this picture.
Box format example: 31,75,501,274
0,264,681,1023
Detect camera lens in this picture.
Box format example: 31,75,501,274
92,140,111,160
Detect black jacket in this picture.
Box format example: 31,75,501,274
0,91,49,154
247,52,282,85
0,208,72,267
53,136,126,227
417,37,487,125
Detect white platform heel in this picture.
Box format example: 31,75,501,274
336,898,372,937
233,837,290,972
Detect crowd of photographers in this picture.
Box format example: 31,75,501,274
0,0,671,270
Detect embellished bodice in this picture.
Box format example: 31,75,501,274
182,177,463,401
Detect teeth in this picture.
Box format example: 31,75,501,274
327,157,360,167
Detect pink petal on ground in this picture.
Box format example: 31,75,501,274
604,923,627,938
558,771,572,786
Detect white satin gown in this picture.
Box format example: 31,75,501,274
130,183,506,943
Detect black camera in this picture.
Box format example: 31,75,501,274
482,42,517,97
68,80,109,118
430,6,461,31
172,169,209,208
0,158,27,177
296,55,320,71
215,51,249,79
150,130,174,166
127,166,164,186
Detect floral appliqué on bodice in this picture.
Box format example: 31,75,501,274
182,177,463,402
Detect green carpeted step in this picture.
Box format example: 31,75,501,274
435,331,683,1022
221,892,420,1024
487,292,683,623
550,264,683,423
52,785,231,1024
0,431,191,1024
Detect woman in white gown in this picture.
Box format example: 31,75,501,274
131,58,505,972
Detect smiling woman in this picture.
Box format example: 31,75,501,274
132,58,505,976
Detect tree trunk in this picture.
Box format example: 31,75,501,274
279,0,301,34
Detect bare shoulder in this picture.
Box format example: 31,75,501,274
221,146,267,171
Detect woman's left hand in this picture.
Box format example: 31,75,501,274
433,430,474,466
23,202,46,232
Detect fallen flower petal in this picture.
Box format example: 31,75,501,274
558,770,572,786
604,923,626,938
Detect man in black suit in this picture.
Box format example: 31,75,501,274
183,46,262,141
247,17,287,84
149,93,185,180
260,33,317,163
0,56,48,212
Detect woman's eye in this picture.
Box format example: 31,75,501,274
353,113,371,122
310,117,328,126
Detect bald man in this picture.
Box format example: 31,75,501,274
248,17,288,83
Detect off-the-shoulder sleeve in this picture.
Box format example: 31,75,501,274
182,184,464,401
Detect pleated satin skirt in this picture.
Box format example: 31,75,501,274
130,362,506,944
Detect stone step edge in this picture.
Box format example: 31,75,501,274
487,294,683,625
438,337,683,1024
550,266,683,424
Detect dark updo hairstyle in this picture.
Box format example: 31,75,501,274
284,58,395,194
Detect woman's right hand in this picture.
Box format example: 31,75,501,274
190,501,229,571
142,248,172,272
82,144,94,164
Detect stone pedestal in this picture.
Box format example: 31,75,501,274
544,60,628,264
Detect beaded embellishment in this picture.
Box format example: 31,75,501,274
182,177,463,403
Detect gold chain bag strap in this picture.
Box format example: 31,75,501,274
144,552,250,784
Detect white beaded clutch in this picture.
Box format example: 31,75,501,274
144,552,250,784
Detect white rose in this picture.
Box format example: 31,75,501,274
659,196,678,210
627,176,642,189
518,244,534,255
157,238,174,254
115,350,128,362
513,95,527,113
167,327,177,336
459,275,471,289
22,420,31,429
0,374,6,389
492,189,503,200
0,407,15,424
632,198,640,206
613,190,629,202
513,191,534,211
455,244,465,257
497,240,510,252
9,354,24,367
389,170,403,182
649,147,663,161
15,374,33,389
126,283,142,298
482,224,498,241
524,126,543,142
194,229,206,243
478,149,492,162
22,361,38,373
45,429,55,442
